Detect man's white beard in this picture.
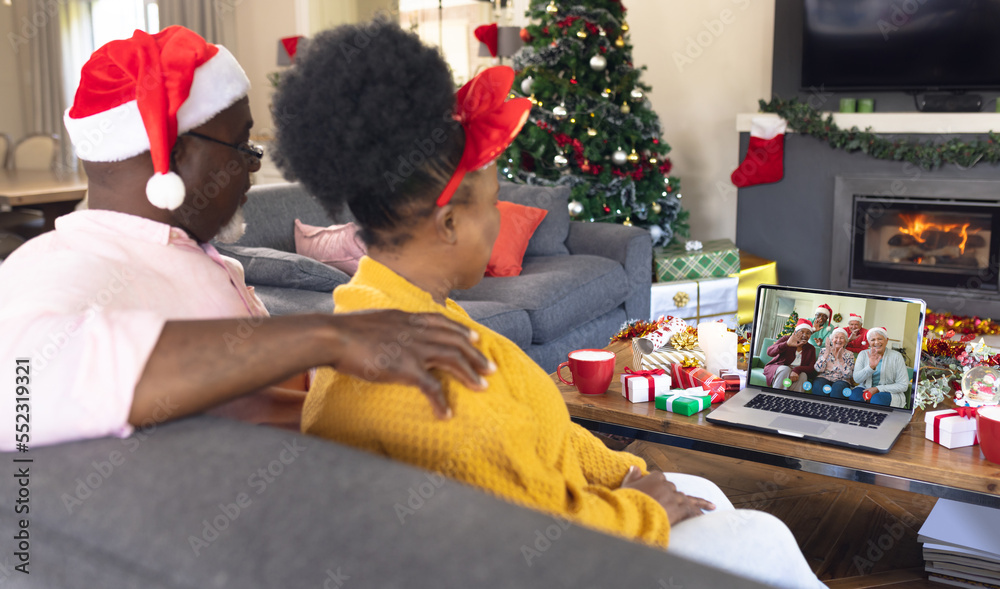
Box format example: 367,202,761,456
214,207,247,244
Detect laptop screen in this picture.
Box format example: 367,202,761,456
750,285,926,411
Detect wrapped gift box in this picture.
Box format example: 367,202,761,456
720,368,747,392
620,368,672,403
925,409,979,449
649,276,738,327
655,388,713,416
630,338,706,372
654,239,740,282
735,251,778,325
670,364,726,403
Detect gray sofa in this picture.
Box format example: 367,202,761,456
0,417,770,588
217,181,652,373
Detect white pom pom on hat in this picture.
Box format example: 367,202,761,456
63,26,250,211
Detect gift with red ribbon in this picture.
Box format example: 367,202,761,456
620,366,672,403
669,364,726,403
924,408,979,449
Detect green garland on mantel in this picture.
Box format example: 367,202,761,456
759,97,1000,171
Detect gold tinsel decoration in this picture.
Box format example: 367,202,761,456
671,329,698,350
673,291,690,307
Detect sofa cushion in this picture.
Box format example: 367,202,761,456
214,245,350,292
486,201,547,277
456,300,532,349
235,183,340,252
499,181,570,257
452,255,630,344
293,219,367,275
253,285,336,316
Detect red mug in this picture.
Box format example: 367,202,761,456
557,349,615,395
977,406,1000,465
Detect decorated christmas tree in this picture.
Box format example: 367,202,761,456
779,311,799,338
503,0,688,246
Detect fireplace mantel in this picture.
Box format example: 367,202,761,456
736,112,1000,134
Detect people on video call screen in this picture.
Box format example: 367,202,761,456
752,289,923,410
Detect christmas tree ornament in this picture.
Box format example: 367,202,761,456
600,88,611,98
580,159,591,172
620,101,630,114
627,148,639,163
621,22,630,32
570,76,578,85
649,157,657,164
649,225,664,243
576,29,588,39
552,103,568,120
545,1,558,14
630,88,644,100
676,193,682,199
615,36,625,48
521,76,534,94
623,217,632,226
569,117,576,123
731,116,786,187
598,27,606,37
603,203,611,213
612,148,627,165
528,93,537,104
652,201,662,214
553,153,568,167
589,54,607,71
568,200,584,216
586,127,597,136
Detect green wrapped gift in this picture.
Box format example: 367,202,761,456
654,389,712,416
654,239,740,282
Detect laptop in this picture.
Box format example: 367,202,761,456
706,284,925,454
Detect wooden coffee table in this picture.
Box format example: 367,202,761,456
553,341,1000,508
0,169,88,232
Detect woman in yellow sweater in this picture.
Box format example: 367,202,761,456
272,21,824,588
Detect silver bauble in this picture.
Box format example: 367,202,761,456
553,153,569,167
589,54,607,72
520,76,534,95
649,225,664,244
568,200,584,217
630,88,644,100
611,149,627,165
552,104,568,120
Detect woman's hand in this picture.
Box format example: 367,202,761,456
620,466,714,526
863,387,878,401
789,373,800,382
868,352,882,370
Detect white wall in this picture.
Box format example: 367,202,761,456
629,0,774,242
0,3,26,143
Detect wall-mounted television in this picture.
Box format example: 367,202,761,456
801,0,1000,91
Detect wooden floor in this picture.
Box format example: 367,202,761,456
621,438,940,588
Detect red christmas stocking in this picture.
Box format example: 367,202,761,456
731,116,786,187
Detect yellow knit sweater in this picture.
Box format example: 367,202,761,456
302,257,671,547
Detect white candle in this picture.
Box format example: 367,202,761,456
699,321,736,377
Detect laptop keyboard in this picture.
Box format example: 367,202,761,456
745,393,888,428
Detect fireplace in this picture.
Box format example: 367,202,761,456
831,176,1000,316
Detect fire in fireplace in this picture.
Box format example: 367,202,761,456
831,177,1000,318
852,198,998,291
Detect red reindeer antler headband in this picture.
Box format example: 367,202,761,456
436,67,532,207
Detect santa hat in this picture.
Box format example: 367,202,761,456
830,327,849,342
815,304,832,318
849,313,863,324
866,326,888,343
794,318,814,333
64,26,250,210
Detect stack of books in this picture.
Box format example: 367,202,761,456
918,499,1000,588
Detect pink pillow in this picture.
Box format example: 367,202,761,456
293,219,367,275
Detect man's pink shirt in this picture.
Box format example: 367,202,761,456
0,210,268,451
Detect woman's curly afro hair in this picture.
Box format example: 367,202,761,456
271,20,465,247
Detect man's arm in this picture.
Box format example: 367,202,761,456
132,310,493,425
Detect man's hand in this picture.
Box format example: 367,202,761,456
620,466,714,526
789,373,800,382
328,310,495,419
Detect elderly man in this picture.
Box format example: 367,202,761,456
764,318,817,391
845,313,870,354
0,26,491,451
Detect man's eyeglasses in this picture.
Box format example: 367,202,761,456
185,131,264,162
